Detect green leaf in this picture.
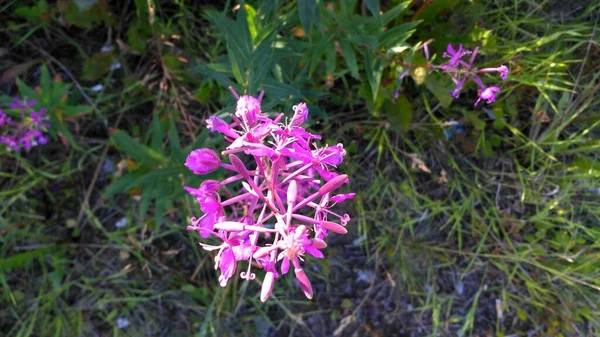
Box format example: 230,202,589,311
307,36,329,77
297,0,317,36
188,128,212,153
206,12,252,86
0,248,53,272
262,78,304,100
104,167,180,197
364,52,382,102
169,117,184,162
150,112,165,151
245,4,258,41
13,0,52,24
127,21,151,53
82,52,116,81
378,21,420,49
347,35,378,49
139,181,154,221
424,73,453,108
381,1,411,25
110,130,166,166
248,34,275,94
340,0,358,16
193,63,236,88
40,64,51,93
50,114,78,148
339,39,359,79
15,79,37,100
62,1,114,28
364,0,380,19
325,40,336,76
385,95,412,131
62,105,92,117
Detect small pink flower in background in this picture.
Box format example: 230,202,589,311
9,97,36,111
439,45,508,106
479,65,509,81
184,87,352,301
0,98,49,152
475,86,501,106
443,44,470,67
396,44,508,106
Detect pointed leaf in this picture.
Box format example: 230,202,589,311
150,112,164,151
385,95,412,131
381,1,411,25
169,116,184,162
339,39,359,79
110,130,166,166
364,52,382,101
298,0,317,36
365,0,380,19
249,34,274,94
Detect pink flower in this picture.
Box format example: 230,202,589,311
184,181,221,214
0,110,8,126
188,213,220,238
319,143,346,167
206,115,238,139
474,86,501,106
185,148,221,174
276,226,323,299
410,44,508,106
9,97,36,111
479,65,509,81
1,99,50,152
443,44,469,67
216,246,237,287
30,108,50,128
236,95,262,127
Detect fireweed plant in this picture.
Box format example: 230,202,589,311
395,43,509,106
0,97,49,152
184,88,353,301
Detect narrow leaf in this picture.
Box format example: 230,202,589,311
339,39,359,79
364,52,382,101
365,0,380,19
111,130,166,166
298,0,316,36
381,1,411,25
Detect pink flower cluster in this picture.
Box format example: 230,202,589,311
439,44,508,106
0,97,49,152
184,88,353,301
395,43,508,106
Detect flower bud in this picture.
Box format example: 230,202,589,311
294,267,313,299
185,148,221,174
290,102,308,127
228,154,250,180
319,174,348,195
287,180,298,204
319,221,348,234
213,221,246,231
261,271,275,302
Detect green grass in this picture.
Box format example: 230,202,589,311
1,0,599,336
